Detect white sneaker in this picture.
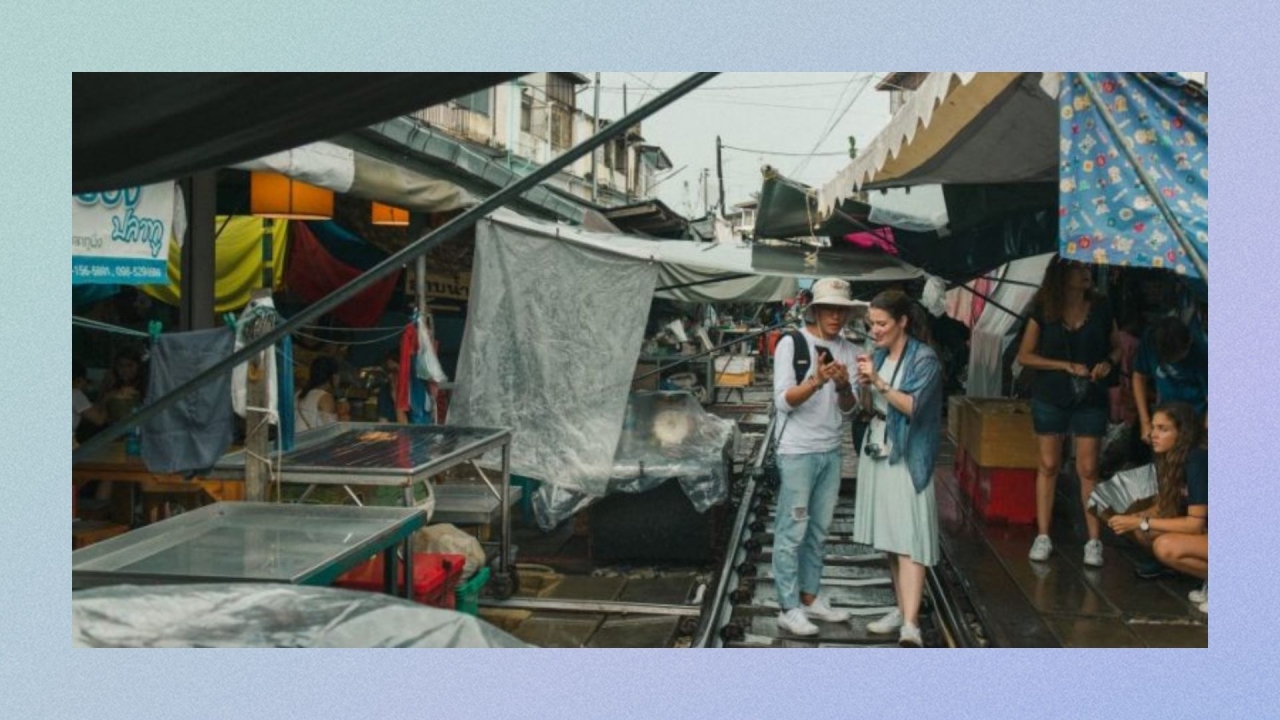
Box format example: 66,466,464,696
866,608,904,634
1029,535,1053,562
1084,539,1104,567
777,607,819,637
803,595,851,623
1189,582,1208,604
898,622,923,648
1198,600,1208,614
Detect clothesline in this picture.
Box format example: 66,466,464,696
72,316,150,339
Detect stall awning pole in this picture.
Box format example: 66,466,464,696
75,73,721,461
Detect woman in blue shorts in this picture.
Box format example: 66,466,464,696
1017,257,1122,567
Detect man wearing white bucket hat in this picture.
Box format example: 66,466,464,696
771,277,861,637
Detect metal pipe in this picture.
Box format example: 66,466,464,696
480,597,701,617
654,273,755,293
591,72,600,203
74,72,720,461
1076,72,1208,280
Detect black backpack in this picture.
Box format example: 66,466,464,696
782,329,871,454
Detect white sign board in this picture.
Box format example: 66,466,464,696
72,182,175,285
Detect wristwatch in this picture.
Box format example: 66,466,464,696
1139,516,1150,534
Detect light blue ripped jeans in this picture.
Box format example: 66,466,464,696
772,449,842,611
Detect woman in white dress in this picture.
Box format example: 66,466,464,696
853,290,943,647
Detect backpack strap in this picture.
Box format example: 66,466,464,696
786,330,811,385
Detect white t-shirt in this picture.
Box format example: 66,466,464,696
773,327,861,455
73,388,92,434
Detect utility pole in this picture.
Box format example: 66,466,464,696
716,135,726,218
591,72,600,203
701,168,709,216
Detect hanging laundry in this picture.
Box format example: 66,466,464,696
141,327,236,473
231,296,279,422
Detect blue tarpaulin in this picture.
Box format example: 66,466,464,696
1058,73,1207,278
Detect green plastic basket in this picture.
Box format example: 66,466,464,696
454,566,490,616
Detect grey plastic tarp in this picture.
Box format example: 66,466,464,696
1088,464,1158,518
447,213,659,528
533,391,737,529
72,583,531,648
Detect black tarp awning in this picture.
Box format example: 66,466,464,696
754,167,877,240
892,208,1058,283
74,72,523,193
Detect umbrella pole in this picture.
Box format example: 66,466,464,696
1076,73,1208,281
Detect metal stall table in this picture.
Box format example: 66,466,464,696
639,354,716,403
212,423,519,597
72,502,426,598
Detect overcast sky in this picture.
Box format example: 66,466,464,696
586,72,895,214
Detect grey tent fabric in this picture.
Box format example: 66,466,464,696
141,327,236,474
447,216,658,524
72,583,532,648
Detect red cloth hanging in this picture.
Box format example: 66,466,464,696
841,227,898,254
284,223,401,328
397,323,417,414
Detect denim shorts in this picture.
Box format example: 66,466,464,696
1031,399,1107,437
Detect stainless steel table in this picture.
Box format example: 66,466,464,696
212,423,517,589
71,502,427,598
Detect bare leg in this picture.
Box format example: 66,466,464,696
1035,435,1064,536
884,551,901,611
898,555,927,626
1074,435,1102,542
1153,533,1208,580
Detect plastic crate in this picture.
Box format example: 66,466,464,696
975,467,1037,525
455,566,491,616
335,552,465,609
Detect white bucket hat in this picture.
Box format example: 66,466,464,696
809,277,858,307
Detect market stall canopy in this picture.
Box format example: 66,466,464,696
74,72,523,193
233,141,476,215
486,209,921,302
754,167,876,239
603,198,689,238
891,207,1059,283
1057,73,1208,279
820,72,1061,212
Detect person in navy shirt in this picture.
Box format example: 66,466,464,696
1108,401,1208,612
1134,316,1208,445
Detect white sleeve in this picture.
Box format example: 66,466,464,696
773,335,799,413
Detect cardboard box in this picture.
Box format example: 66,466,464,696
961,398,1039,469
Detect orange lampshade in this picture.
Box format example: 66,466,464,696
371,201,410,226
250,172,333,219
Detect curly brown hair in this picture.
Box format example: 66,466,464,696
1153,402,1201,518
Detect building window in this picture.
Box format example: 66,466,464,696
545,75,575,107
520,91,533,132
456,88,491,117
551,106,572,150
546,74,576,150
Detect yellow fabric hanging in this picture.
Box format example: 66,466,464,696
141,217,289,312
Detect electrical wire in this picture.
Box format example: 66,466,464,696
792,73,877,178
721,144,850,157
